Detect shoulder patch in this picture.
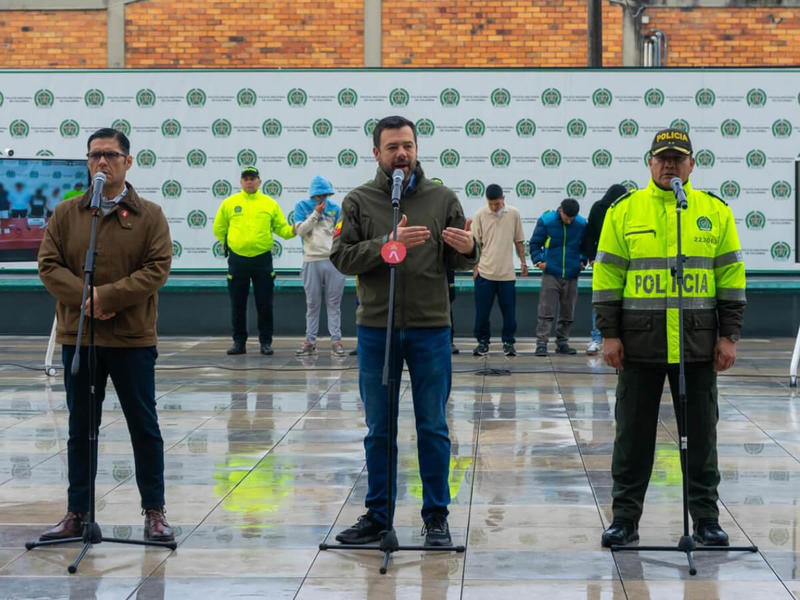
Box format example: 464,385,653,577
703,190,728,206
609,191,633,208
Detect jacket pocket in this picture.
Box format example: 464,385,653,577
621,313,653,331
620,312,665,360
685,311,717,360
112,299,154,339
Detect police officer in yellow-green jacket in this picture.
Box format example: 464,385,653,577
593,128,746,549
213,167,295,356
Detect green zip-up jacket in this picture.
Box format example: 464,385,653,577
330,166,478,328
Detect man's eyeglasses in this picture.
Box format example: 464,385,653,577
87,151,127,161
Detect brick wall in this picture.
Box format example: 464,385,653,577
0,2,798,68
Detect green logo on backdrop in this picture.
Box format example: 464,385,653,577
36,149,53,156
212,179,232,199
161,119,181,137
516,118,536,137
287,210,295,226
644,88,664,107
745,211,766,230
618,119,639,137
10,119,29,138
566,180,587,198
465,180,485,198
237,149,257,167
0,91,4,107
746,149,766,168
440,148,461,168
670,119,690,133
389,88,409,106
262,118,282,137
187,209,208,229
34,89,54,107
84,89,104,107
695,149,715,168
112,119,131,136
186,88,206,107
695,88,716,107
237,88,257,107
186,149,207,168
490,149,511,167
337,88,358,107
719,180,740,200
162,180,182,199
516,180,536,199
720,119,741,138
771,241,792,261
287,149,308,168
263,179,282,197
621,180,638,191
747,88,767,107
416,118,435,137
541,88,561,107
772,180,792,199
464,118,485,137
172,241,183,258
136,89,156,107
592,88,612,107
212,118,232,137
491,88,511,107
592,149,613,168
212,241,226,259
567,118,587,138
136,149,157,168
312,118,332,137
772,119,792,138
272,240,283,258
364,119,378,137
440,88,460,107
541,149,562,168
338,149,358,168
287,88,307,107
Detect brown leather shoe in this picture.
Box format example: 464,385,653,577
39,511,84,541
143,507,174,542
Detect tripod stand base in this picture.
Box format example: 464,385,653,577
319,528,466,575
25,521,177,574
612,539,759,576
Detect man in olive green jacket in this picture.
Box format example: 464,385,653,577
330,115,477,547
37,128,174,543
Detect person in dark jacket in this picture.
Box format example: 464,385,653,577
529,198,587,356
580,184,628,355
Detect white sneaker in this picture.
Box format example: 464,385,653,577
586,341,601,355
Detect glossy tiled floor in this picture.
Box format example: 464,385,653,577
0,335,798,599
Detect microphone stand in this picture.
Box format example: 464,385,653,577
26,194,176,573
320,175,465,574
611,183,757,574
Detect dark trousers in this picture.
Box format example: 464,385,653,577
473,274,516,344
227,251,274,345
611,360,720,523
62,345,165,512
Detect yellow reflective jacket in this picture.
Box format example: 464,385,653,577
213,190,295,257
592,178,746,363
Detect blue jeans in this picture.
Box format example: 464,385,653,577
357,326,452,525
590,307,602,344
473,274,517,344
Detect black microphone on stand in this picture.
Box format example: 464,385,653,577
391,169,403,208
670,176,688,209
90,172,106,211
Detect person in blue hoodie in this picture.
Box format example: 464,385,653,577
529,198,587,356
293,175,347,356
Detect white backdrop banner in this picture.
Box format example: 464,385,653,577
0,69,797,271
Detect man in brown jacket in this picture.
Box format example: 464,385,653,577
37,128,174,542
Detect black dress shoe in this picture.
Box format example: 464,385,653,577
226,343,246,355
693,519,729,546
260,343,274,355
601,517,639,547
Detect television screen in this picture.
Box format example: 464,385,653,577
0,157,88,263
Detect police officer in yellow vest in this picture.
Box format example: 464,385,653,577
593,128,746,548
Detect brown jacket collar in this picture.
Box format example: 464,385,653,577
78,181,142,213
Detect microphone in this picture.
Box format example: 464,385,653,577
670,176,688,209
391,169,403,207
90,172,106,211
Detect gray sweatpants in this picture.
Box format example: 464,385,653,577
535,272,578,345
301,258,345,344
